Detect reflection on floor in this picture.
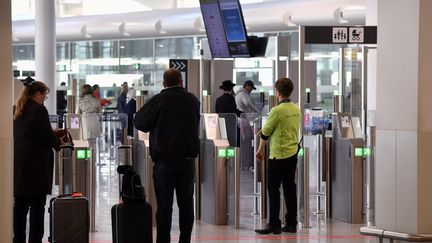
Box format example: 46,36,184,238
41,156,378,243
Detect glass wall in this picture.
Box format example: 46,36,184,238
12,37,203,95
12,32,357,115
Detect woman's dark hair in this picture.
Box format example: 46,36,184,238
274,78,294,98
81,84,93,97
14,81,49,120
92,84,99,92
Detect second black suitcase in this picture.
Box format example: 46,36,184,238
111,202,152,243
48,193,89,243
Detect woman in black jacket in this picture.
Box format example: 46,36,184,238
13,79,66,243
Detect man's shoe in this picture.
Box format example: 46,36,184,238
281,225,297,233
255,224,281,234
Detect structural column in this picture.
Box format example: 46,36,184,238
375,0,432,233
35,0,56,114
0,0,14,242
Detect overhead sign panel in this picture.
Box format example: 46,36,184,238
169,59,188,89
305,26,377,44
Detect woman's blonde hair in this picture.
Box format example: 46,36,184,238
14,81,49,120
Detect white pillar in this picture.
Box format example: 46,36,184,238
375,0,432,233
366,0,377,113
0,0,14,242
35,0,56,114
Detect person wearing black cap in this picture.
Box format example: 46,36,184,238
56,82,67,128
235,80,259,171
235,80,259,113
215,80,242,116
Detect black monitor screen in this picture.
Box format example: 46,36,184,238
199,0,231,58
219,0,249,57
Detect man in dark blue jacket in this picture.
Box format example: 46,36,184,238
134,68,200,243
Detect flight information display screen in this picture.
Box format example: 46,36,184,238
199,0,231,58
219,0,249,57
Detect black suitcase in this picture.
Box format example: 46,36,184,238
111,202,152,243
48,193,89,243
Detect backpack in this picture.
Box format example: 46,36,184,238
117,165,145,204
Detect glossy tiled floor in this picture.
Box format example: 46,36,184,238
41,154,378,243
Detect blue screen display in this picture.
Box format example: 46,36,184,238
221,9,247,42
219,0,249,57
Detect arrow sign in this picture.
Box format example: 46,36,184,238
171,61,186,70
169,59,188,71
169,59,188,89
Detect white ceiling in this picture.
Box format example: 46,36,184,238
12,0,276,20
12,0,366,43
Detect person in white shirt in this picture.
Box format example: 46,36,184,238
235,80,259,113
235,80,259,171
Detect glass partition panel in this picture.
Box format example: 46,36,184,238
100,113,128,162
239,112,261,229
217,113,238,147
342,47,363,118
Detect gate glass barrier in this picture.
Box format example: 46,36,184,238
100,113,128,161
199,113,237,225
238,113,262,229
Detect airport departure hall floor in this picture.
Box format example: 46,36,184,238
40,156,379,243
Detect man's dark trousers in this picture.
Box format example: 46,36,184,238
153,158,195,243
267,155,298,227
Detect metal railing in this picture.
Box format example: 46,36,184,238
302,147,311,228
360,227,432,242
234,147,240,229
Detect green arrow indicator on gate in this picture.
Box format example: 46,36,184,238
77,149,86,159
354,148,372,157
218,149,227,158
363,148,372,157
227,148,235,158
86,149,92,159
355,148,363,157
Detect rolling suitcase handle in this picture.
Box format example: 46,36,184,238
59,144,74,160
49,192,85,211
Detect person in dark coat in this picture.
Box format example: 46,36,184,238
125,87,136,136
134,68,200,243
215,80,242,116
13,79,67,243
116,82,128,114
56,82,67,128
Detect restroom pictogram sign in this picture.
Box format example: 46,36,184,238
332,27,348,43
304,26,377,44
